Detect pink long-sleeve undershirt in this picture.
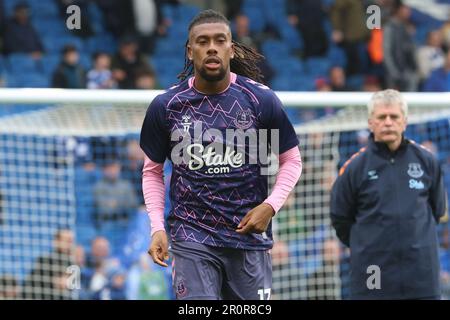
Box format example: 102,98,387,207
142,146,302,235
263,146,302,213
142,157,166,236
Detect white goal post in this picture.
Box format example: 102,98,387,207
0,88,449,106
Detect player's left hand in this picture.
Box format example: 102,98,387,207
236,203,275,234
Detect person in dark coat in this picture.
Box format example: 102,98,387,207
111,37,153,89
24,229,75,300
3,2,44,57
331,89,447,299
52,45,86,88
286,0,328,58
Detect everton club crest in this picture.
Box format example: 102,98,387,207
234,109,253,129
407,163,424,178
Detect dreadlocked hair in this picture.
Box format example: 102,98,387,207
177,9,265,83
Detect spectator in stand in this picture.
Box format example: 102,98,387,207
132,0,168,54
122,140,146,206
232,14,274,85
383,0,418,91
416,30,445,86
0,274,21,299
287,0,328,58
111,37,154,89
126,253,171,300
24,229,75,300
96,0,136,38
441,13,450,51
423,50,450,92
362,75,383,92
330,0,370,75
233,14,260,48
134,69,159,89
93,159,139,223
329,66,354,91
306,237,341,300
3,2,43,58
74,245,93,300
52,45,86,88
86,237,112,269
0,0,5,52
315,78,332,92
87,52,116,89
440,224,450,300
92,267,127,300
85,236,117,297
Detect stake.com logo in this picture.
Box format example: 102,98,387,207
170,121,279,176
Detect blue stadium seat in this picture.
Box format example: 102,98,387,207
28,0,60,18
242,0,266,34
76,224,98,250
6,72,50,88
76,203,95,225
175,4,200,25
322,0,336,8
410,8,443,30
279,22,304,51
304,57,331,78
151,55,185,88
327,45,347,68
160,3,176,21
166,24,189,40
6,53,39,74
38,54,61,76
85,33,117,54
289,75,317,91
3,0,26,16
79,53,92,71
32,17,68,37
98,221,129,256
270,76,291,91
153,38,185,58
88,2,106,34
42,35,84,54
414,25,433,45
116,210,151,268
346,75,364,91
270,73,316,92
269,57,304,77
160,4,198,40
261,39,291,61
262,0,286,30
323,19,334,41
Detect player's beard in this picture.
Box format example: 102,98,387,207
198,65,227,82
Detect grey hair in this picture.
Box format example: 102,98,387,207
367,89,408,118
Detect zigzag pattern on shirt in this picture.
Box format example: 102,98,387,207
167,94,257,132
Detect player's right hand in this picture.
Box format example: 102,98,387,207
148,230,169,267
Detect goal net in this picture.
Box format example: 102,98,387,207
0,90,449,300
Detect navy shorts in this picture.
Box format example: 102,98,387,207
170,241,272,300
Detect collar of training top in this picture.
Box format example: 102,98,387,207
368,133,409,157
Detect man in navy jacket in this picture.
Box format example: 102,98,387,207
331,89,447,299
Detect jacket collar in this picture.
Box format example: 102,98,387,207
368,133,409,157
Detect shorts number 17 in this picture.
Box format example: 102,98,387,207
257,288,271,300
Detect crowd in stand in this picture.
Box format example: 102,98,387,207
0,0,449,92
